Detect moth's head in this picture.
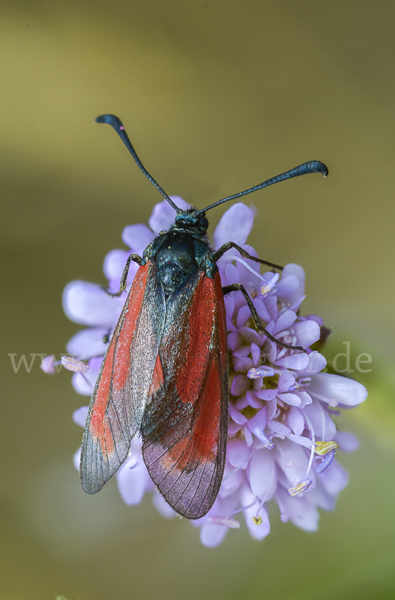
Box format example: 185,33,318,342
173,209,209,235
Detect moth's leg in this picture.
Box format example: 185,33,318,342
214,242,283,271
102,331,111,344
222,283,305,353
104,253,143,297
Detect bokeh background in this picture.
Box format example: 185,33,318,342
2,1,395,599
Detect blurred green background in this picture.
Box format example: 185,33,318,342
2,1,395,599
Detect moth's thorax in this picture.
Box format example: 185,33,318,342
156,233,196,295
146,229,216,296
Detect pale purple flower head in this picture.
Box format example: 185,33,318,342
51,197,367,547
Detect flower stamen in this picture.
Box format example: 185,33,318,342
250,426,274,449
232,256,268,282
315,441,339,455
260,272,280,297
316,449,336,474
303,412,316,479
206,516,240,529
61,355,89,373
222,466,242,482
228,500,257,518
288,478,313,496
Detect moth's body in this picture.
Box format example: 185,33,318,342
81,210,228,519
79,112,328,519
146,213,217,295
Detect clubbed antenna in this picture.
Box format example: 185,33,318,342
196,161,328,215
96,114,181,213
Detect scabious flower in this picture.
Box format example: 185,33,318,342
49,197,367,547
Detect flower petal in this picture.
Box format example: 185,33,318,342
319,460,348,494
273,309,297,334
254,388,278,401
231,374,250,396
246,390,263,409
308,482,336,511
275,353,309,370
73,447,81,470
267,420,291,437
248,448,276,498
40,355,56,374
234,246,264,289
264,296,278,322
117,454,153,505
213,203,254,249
152,492,177,518
72,406,89,428
63,281,124,327
220,464,244,497
240,326,263,345
236,305,252,329
103,249,128,281
241,485,271,540
227,331,242,351
298,351,327,377
334,431,359,452
66,327,108,360
224,294,235,321
298,391,313,408
228,403,248,425
247,406,267,432
293,320,320,348
277,371,296,393
286,407,305,436
227,438,251,468
276,264,305,303
200,494,240,547
122,224,152,253
254,298,272,323
309,373,368,406
303,401,337,440
71,357,101,396
274,276,301,304
148,197,190,233
275,438,313,486
286,434,314,449
277,392,301,407
251,343,260,366
276,486,319,531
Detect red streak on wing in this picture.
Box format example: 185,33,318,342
89,341,115,451
112,264,149,391
176,352,222,469
88,263,149,451
187,272,227,464
174,272,226,467
176,274,216,405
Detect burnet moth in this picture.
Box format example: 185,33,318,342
80,114,328,519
